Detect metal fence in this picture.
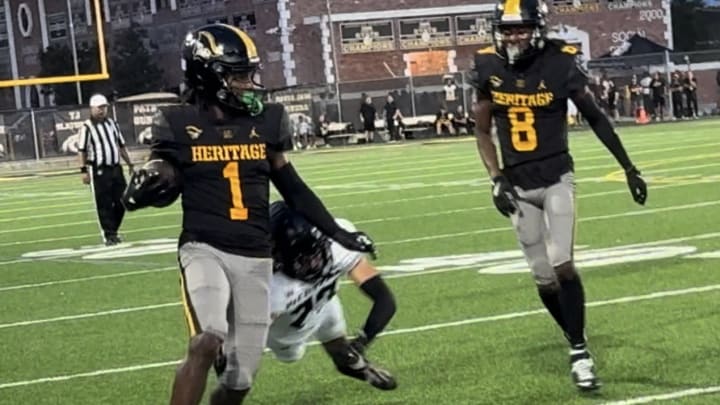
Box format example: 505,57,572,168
586,49,720,118
0,101,169,162
3,49,718,161
270,71,477,136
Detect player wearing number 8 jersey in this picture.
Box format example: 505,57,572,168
472,0,648,392
123,24,375,405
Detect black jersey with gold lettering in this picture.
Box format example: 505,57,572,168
473,40,588,189
150,103,292,257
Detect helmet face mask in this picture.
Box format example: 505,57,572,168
492,0,548,65
270,202,333,284
182,24,264,115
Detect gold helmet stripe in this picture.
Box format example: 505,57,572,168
197,31,221,55
222,24,260,62
502,0,522,21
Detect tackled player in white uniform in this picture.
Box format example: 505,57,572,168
266,201,398,390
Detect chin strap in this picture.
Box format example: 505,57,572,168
216,89,264,116
240,91,264,116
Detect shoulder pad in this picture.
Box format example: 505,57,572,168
546,39,582,56
561,45,579,55
477,46,496,55
262,102,285,115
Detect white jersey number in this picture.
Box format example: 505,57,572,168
289,281,337,328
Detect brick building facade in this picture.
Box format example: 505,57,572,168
4,0,716,112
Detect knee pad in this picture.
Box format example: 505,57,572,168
554,261,578,281
536,280,560,294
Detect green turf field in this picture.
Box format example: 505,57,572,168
0,119,718,405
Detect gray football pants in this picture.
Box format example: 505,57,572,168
178,242,272,390
510,172,576,287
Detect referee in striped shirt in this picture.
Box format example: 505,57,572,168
78,94,134,246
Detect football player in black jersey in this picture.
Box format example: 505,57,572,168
472,0,647,391
123,24,375,405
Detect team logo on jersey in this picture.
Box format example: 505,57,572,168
223,129,234,139
249,127,260,138
561,45,578,55
185,125,203,140
489,75,503,88
538,80,548,90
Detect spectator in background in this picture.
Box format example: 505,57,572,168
640,72,653,117
443,75,458,111
383,94,403,141
451,105,472,135
605,77,619,122
360,96,377,143
435,106,455,136
716,70,720,110
567,98,581,128
684,71,699,119
316,113,330,147
629,75,642,118
670,71,684,120
298,115,314,149
651,72,666,121
595,76,609,114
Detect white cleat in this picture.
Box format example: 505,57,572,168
571,354,602,392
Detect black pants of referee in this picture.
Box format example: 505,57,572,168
91,164,127,242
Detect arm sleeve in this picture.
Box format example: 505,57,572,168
571,90,633,171
268,106,294,152
567,54,589,94
358,275,396,342
470,54,491,101
149,110,181,164
270,163,343,237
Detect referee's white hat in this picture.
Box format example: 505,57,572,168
89,94,109,107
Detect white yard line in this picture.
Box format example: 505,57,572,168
3,230,720,293
0,283,718,389
381,200,720,245
0,302,179,329
0,179,716,252
0,267,175,292
599,386,720,405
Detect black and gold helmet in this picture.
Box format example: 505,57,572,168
182,23,263,114
269,201,333,284
492,0,548,64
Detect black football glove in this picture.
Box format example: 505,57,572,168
122,161,180,211
491,175,519,217
625,166,647,205
332,230,377,259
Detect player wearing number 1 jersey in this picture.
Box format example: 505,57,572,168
472,0,648,392
122,24,375,405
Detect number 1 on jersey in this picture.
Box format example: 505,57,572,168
508,106,538,152
223,162,248,220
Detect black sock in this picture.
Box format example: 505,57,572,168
559,276,586,349
538,288,567,333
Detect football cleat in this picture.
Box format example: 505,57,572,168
336,346,397,391
364,364,398,391
570,351,601,392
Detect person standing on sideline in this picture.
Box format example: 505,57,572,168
78,94,134,246
359,96,377,143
